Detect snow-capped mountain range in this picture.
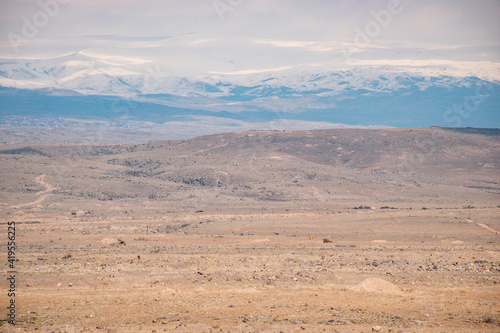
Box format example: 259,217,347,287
1,47,499,129
1,51,497,95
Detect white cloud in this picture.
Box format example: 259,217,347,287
0,0,498,82
1,0,498,43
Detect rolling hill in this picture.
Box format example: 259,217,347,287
1,127,498,215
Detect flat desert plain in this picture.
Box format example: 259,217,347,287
0,127,499,332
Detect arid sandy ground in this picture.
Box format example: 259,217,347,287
1,128,499,332
1,208,499,332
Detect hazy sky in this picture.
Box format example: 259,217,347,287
1,0,499,48
0,0,499,80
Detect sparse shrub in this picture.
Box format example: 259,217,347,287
354,205,371,210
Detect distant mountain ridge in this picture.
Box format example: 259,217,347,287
1,52,499,129
0,53,494,96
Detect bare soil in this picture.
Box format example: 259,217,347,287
1,128,499,332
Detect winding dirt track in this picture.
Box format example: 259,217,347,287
467,218,500,235
11,174,57,208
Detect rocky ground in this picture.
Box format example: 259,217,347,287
0,128,499,332
1,207,499,332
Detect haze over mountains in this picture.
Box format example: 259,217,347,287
1,1,499,141
1,51,499,137
1,34,499,141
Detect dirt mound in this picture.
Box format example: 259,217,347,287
100,237,121,245
352,278,403,295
